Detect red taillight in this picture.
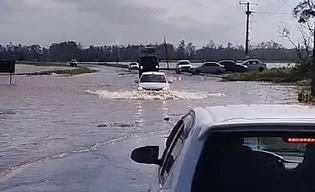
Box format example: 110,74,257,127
287,138,315,143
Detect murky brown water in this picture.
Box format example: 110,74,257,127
0,65,298,191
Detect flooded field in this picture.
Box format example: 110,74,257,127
0,65,298,191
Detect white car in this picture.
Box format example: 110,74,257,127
131,104,315,192
129,62,139,70
241,58,267,72
175,60,192,74
135,72,172,91
69,59,78,66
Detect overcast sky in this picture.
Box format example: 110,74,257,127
0,0,302,48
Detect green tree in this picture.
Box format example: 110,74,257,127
186,42,196,59
177,40,186,59
293,0,315,95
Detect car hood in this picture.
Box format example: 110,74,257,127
138,82,169,90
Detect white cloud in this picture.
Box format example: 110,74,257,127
0,0,304,48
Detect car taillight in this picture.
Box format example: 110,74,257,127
287,138,315,143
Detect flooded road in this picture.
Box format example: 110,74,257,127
0,65,297,191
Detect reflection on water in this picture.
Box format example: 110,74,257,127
135,100,144,127
85,89,226,101
162,101,168,119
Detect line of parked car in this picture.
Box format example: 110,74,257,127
175,59,267,75
130,58,267,92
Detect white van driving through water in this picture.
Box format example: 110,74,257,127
135,72,172,91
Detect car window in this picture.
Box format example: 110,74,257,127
159,113,194,184
159,122,184,184
205,63,218,67
162,132,185,177
140,74,166,83
178,61,190,65
191,131,315,192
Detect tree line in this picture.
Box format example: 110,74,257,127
0,40,299,62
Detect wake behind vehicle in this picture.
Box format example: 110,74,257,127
190,62,225,75
175,60,192,74
131,104,315,192
135,71,172,91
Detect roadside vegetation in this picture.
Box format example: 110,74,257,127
224,61,311,82
224,68,298,83
17,61,70,67
224,62,313,103
16,67,98,76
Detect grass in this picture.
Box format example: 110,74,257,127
16,67,98,76
297,85,315,103
223,69,305,83
52,67,98,75
17,61,71,67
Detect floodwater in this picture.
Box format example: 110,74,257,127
0,65,298,191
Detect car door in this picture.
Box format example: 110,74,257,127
205,63,218,73
250,60,259,71
197,64,206,73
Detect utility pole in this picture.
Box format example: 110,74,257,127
239,1,258,58
163,36,169,70
115,45,119,66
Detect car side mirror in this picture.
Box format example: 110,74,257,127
134,80,139,84
131,146,161,165
168,80,173,84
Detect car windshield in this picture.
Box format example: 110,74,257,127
204,63,217,66
140,74,166,83
178,61,190,65
191,131,315,192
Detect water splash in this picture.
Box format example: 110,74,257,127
85,89,225,100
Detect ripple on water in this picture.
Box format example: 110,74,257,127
85,89,226,101
0,109,16,116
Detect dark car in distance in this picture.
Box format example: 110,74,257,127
219,60,248,73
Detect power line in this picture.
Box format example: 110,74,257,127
210,23,243,33
256,0,290,19
254,12,291,15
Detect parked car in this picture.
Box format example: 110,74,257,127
135,71,172,91
190,62,225,75
240,58,267,72
175,60,192,74
131,104,315,192
69,59,78,66
219,60,248,73
129,62,139,70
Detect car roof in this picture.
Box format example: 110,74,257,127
243,58,262,62
177,60,190,63
204,62,220,64
219,60,236,63
192,104,315,138
141,71,166,75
